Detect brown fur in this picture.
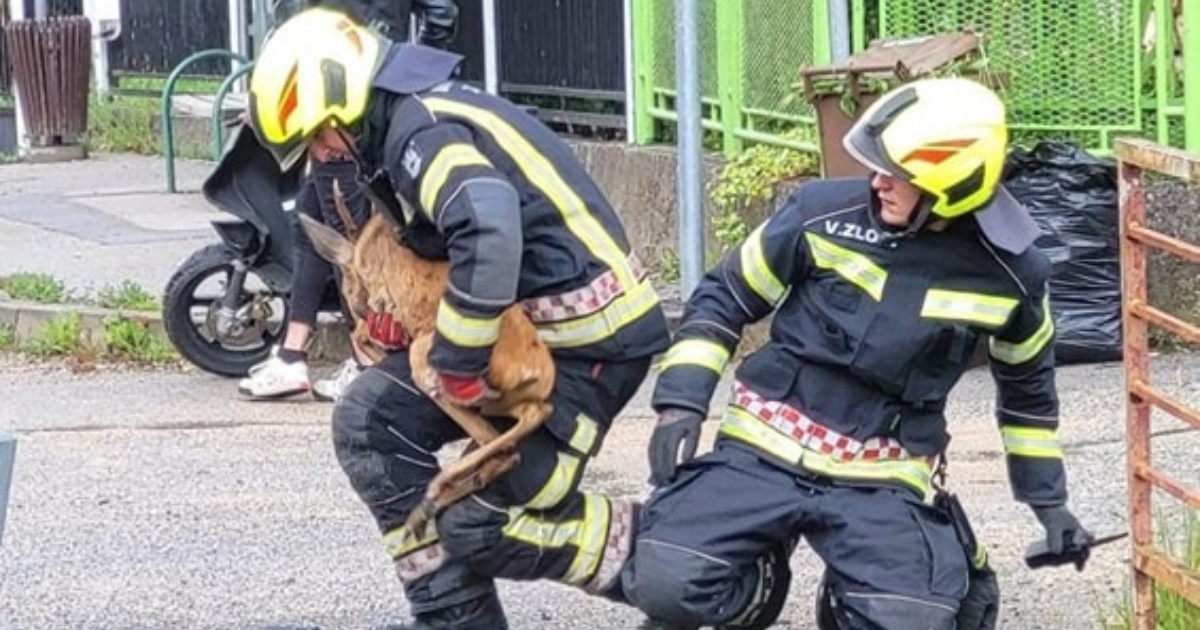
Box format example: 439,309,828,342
299,181,555,539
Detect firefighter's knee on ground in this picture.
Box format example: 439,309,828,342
436,497,509,573
818,571,958,630
621,539,736,627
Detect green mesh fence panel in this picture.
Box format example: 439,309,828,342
877,0,1145,153
740,0,819,142
637,0,824,154
645,1,720,117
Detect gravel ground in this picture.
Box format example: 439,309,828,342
0,352,1196,630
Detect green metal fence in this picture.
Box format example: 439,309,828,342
631,0,831,156
863,0,1197,154
632,0,1198,157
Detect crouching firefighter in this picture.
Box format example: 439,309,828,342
620,77,1095,630
244,8,672,629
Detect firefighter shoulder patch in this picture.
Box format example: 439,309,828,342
402,144,424,179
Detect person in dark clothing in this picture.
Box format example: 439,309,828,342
619,77,1096,630
239,0,459,401
244,8,672,629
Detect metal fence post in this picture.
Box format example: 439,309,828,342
827,0,849,62
715,0,744,155
0,429,15,546
629,0,656,145
1183,0,1200,152
675,0,704,298
481,0,499,94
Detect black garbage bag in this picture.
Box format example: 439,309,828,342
1002,142,1121,365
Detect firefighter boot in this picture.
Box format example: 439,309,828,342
375,593,508,630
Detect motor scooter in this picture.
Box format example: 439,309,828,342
161,123,344,377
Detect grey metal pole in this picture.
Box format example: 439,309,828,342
828,0,851,62
0,429,16,546
482,0,499,94
675,0,704,299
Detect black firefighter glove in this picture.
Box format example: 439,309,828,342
648,408,705,487
1030,504,1095,569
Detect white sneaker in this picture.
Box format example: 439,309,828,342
238,353,311,399
313,359,361,402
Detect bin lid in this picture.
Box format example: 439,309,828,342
801,31,984,99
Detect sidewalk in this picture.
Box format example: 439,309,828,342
0,152,363,361
0,152,218,296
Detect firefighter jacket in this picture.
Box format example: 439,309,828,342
355,45,671,377
652,178,1067,506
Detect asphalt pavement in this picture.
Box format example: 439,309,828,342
0,152,1197,629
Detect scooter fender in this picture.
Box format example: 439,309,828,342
211,219,266,258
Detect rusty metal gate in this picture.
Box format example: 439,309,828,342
1115,137,1200,629
4,16,91,145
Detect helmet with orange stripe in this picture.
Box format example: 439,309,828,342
842,77,1008,219
247,7,388,170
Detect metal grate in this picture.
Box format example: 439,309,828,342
636,0,824,155
740,0,818,132
876,0,1143,152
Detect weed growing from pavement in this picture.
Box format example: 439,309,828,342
0,272,67,303
1098,511,1198,629
97,281,161,312
23,313,83,357
103,316,177,364
0,325,14,351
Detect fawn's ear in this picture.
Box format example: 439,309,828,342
298,213,353,268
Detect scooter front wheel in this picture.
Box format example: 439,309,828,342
162,244,289,377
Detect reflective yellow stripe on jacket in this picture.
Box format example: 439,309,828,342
921,289,1018,328
660,338,731,375
740,222,787,305
436,300,502,348
419,143,493,214
424,96,655,349
532,279,659,348
989,294,1055,364
718,407,934,497
805,233,887,301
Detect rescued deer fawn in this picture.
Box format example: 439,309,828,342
299,181,555,539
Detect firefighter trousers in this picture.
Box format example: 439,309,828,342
331,349,649,618
621,440,970,630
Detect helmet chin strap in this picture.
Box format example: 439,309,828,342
879,196,935,243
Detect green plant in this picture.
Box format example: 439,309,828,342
85,93,161,155
657,247,681,284
707,129,820,253
103,316,177,364
0,272,66,303
1098,511,1198,630
24,313,83,357
0,324,15,352
97,280,161,312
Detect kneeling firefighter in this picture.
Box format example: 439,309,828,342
620,77,1096,630
246,8,672,629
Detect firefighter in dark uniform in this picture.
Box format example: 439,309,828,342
238,0,460,402
620,77,1096,630
245,8,671,629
